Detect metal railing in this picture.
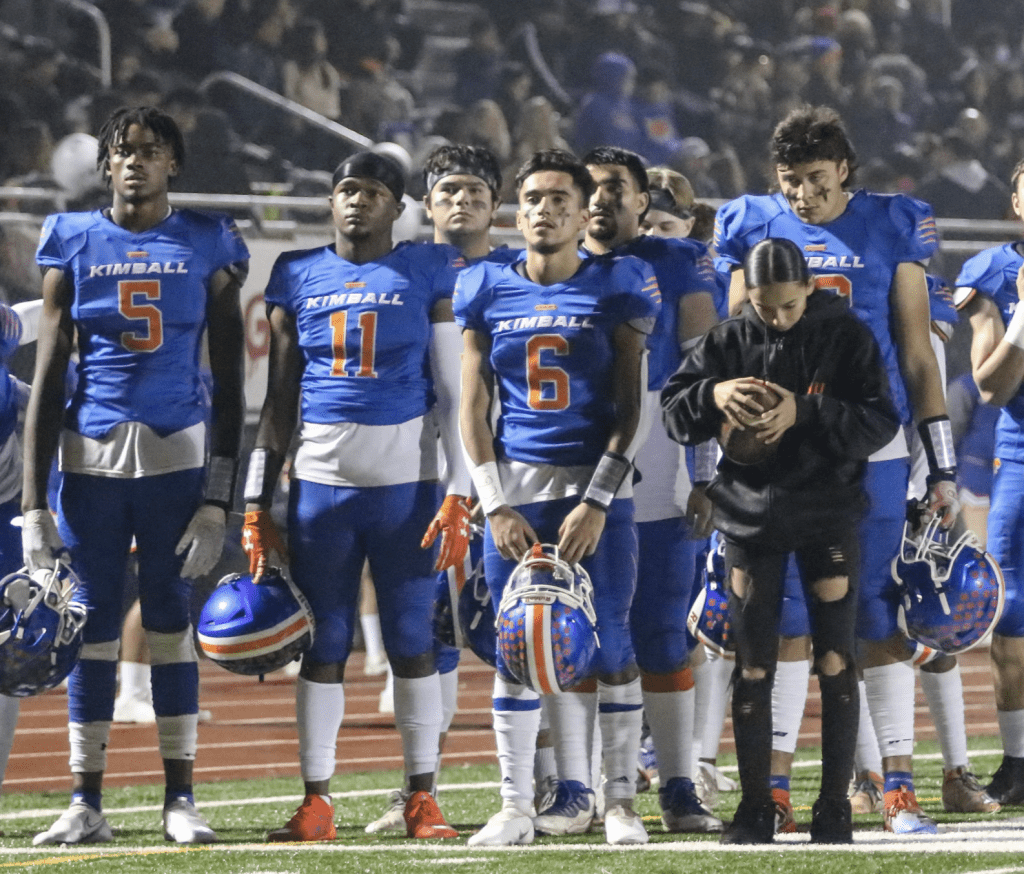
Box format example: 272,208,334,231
54,0,110,88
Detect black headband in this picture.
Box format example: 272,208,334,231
648,186,692,219
426,162,500,196
332,152,405,202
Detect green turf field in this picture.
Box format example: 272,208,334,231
1,738,1022,873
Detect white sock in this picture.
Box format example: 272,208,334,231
0,695,19,786
863,661,915,761
439,666,459,734
394,673,443,779
546,689,596,786
643,686,694,781
771,659,809,755
117,662,152,704
492,676,541,812
591,716,603,792
997,710,1024,758
598,678,643,803
296,677,345,783
854,679,883,774
919,663,968,770
697,651,734,762
360,613,385,664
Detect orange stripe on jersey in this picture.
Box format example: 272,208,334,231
640,668,694,693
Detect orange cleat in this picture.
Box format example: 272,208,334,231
772,787,797,834
404,790,458,839
267,794,336,842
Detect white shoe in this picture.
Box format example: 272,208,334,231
163,797,217,843
533,780,595,836
364,789,408,834
604,801,649,845
198,708,212,723
468,803,535,846
34,801,113,845
112,696,156,724
533,774,559,816
364,653,389,676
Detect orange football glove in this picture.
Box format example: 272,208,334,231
421,494,474,572
241,509,288,582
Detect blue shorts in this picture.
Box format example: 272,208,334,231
632,517,700,673
58,469,203,642
288,478,438,665
990,459,1024,637
484,496,638,679
855,458,910,641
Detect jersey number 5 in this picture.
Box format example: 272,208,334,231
330,310,378,377
526,334,570,411
118,280,163,352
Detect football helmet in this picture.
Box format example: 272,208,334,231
496,544,599,694
433,526,497,666
197,568,314,675
0,562,87,697
687,536,735,658
892,515,1005,655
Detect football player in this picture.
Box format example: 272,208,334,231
579,147,721,834
241,151,467,842
955,157,1024,807
457,148,660,845
24,106,248,845
714,105,958,835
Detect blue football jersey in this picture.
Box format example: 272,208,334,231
715,190,937,424
955,242,1024,461
265,240,461,426
598,236,719,390
927,273,958,324
35,208,249,438
454,255,661,466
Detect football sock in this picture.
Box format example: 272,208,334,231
0,694,19,785
642,674,695,781
492,677,541,812
73,790,102,813
394,673,444,778
696,649,734,764
997,710,1024,758
769,775,790,792
919,663,968,770
770,658,809,756
546,688,596,787
360,613,385,667
164,785,194,807
117,661,152,704
854,679,883,774
863,661,915,759
884,771,915,794
599,678,643,802
296,676,345,783
438,666,459,734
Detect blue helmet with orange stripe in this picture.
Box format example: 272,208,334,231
197,569,314,675
496,544,599,694
433,525,497,666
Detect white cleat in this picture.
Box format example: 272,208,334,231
604,801,649,845
34,801,113,845
112,696,156,724
163,797,217,844
468,803,535,846
532,780,595,836
364,789,409,834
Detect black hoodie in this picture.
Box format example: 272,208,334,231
660,289,901,546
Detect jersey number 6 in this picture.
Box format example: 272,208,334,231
526,334,570,411
118,280,164,352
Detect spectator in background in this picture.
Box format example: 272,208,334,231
505,95,569,199
916,130,1009,219
847,74,915,163
282,18,343,120
453,14,504,107
675,137,722,200
572,51,644,156
172,0,233,82
632,64,686,168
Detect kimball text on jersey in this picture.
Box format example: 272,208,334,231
494,315,594,333
805,255,865,269
304,292,405,309
89,261,189,277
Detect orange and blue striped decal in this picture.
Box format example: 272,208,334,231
525,602,558,695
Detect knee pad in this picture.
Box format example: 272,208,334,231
68,721,111,773
146,626,197,666
79,640,120,662
156,714,198,761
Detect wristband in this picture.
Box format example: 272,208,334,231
1004,305,1024,351
918,415,957,479
583,451,631,511
204,455,238,511
243,448,285,506
693,439,719,485
470,460,508,515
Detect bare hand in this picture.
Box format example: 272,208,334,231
713,378,778,429
557,503,606,565
488,506,538,561
751,380,797,444
685,485,714,539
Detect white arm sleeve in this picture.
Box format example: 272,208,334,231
429,320,472,496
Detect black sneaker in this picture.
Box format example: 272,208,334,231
986,755,1024,805
720,797,775,844
810,794,852,844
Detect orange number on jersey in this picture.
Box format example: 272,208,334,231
329,310,379,377
814,273,853,302
526,334,570,411
118,280,163,352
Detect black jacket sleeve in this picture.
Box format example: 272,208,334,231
660,329,729,447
